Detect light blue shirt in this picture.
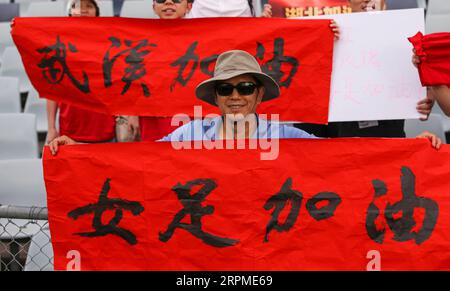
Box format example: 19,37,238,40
159,116,316,142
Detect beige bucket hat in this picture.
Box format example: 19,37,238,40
195,50,280,106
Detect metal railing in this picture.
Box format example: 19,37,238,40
0,205,53,271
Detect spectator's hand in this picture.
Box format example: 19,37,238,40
46,127,59,144
330,20,340,40
416,96,434,121
416,131,442,149
127,116,140,141
412,48,420,68
261,4,272,18
49,135,77,156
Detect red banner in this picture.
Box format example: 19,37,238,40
269,0,351,18
43,139,450,270
11,17,334,124
409,32,450,86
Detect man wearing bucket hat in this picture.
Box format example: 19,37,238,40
49,50,442,153
159,49,316,142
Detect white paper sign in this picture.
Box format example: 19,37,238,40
298,8,426,122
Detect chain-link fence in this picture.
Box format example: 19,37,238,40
0,205,53,271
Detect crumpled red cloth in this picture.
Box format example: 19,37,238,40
408,31,450,86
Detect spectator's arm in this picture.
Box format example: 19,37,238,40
46,100,59,143
430,85,450,117
416,91,434,121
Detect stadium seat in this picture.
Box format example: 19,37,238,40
0,76,21,113
426,0,450,15
425,0,450,34
0,3,19,23
0,113,38,160
385,0,418,9
405,113,447,143
120,0,158,18
24,88,48,133
98,0,114,16
16,0,52,17
416,0,427,9
0,158,47,241
0,22,13,60
22,1,65,17
0,46,32,93
0,158,46,207
425,14,450,34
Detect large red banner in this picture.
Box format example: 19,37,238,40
43,139,450,270
269,0,351,18
11,17,334,124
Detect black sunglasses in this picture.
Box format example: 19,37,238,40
154,0,183,3
215,82,258,96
